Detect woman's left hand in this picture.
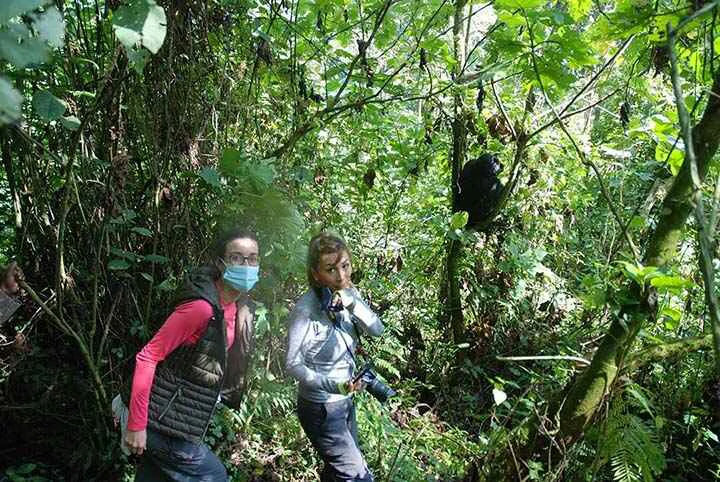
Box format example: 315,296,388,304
335,287,356,310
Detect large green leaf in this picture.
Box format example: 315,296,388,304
199,167,222,187
112,0,167,54
219,148,243,177
33,6,65,48
0,0,44,25
0,77,22,125
32,90,67,121
0,24,49,68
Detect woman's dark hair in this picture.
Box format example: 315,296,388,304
307,232,350,288
209,226,258,278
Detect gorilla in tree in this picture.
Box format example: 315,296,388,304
456,153,504,228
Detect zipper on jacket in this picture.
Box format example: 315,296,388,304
201,368,225,441
158,387,182,421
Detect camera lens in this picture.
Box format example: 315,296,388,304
366,377,396,404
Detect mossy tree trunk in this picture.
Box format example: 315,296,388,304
558,71,720,437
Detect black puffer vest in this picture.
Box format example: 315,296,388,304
146,266,255,443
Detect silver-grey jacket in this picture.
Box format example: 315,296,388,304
285,287,383,403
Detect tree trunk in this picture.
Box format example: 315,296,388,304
0,130,22,254
558,71,720,437
441,0,468,345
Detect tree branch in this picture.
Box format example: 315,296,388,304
525,14,641,262
668,20,720,372
624,334,714,371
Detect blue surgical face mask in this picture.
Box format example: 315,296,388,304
223,264,259,292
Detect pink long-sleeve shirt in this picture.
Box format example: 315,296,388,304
127,296,238,431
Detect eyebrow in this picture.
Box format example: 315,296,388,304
227,250,258,256
324,256,349,268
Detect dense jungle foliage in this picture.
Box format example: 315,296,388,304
1,0,720,480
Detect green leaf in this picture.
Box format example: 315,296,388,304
703,429,719,443
219,148,243,176
497,11,525,28
110,247,140,261
449,211,469,230
131,227,153,237
650,275,692,290
33,6,65,48
144,254,169,264
0,76,22,125
112,0,167,54
156,275,176,291
568,0,592,20
252,161,275,186
108,259,131,270
126,45,150,73
60,115,80,130
32,90,67,121
13,463,37,475
495,0,544,9
661,306,682,330
0,0,44,24
0,24,49,68
140,272,153,282
199,167,222,187
626,385,655,418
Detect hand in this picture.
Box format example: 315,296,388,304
125,429,147,456
339,377,365,395
335,288,356,311
348,377,366,393
330,291,343,311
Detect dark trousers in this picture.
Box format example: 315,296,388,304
135,429,227,482
297,396,374,482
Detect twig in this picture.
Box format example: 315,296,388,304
529,87,622,139
675,1,719,32
19,279,108,404
496,355,591,366
490,77,517,141
331,0,394,107
525,14,641,262
558,35,635,118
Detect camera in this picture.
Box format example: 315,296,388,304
353,363,396,403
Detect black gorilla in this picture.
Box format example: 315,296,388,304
456,153,504,228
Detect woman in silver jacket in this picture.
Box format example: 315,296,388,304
285,232,384,482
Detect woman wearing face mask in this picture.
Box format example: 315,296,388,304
286,232,384,482
125,226,260,481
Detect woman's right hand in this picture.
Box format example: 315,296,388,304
125,429,147,456
339,378,365,395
